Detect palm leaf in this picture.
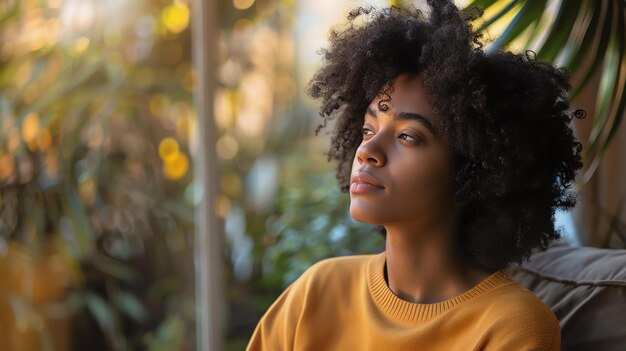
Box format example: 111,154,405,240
597,4,626,157
580,1,624,183
560,0,601,72
475,0,520,33
569,1,614,99
465,0,500,11
587,9,619,149
486,0,547,54
536,0,583,62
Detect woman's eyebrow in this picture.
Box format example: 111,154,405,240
366,106,436,136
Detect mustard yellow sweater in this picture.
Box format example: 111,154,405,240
247,252,561,350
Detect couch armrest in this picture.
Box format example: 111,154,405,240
503,241,626,351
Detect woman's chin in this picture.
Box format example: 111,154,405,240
349,205,383,224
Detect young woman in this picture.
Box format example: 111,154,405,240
247,0,583,349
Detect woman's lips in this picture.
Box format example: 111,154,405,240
350,171,385,194
350,182,385,194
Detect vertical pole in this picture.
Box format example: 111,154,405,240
191,0,224,350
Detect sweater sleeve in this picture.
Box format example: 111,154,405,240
245,270,310,351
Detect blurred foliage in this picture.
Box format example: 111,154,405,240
224,158,384,349
212,1,387,349
262,171,385,289
0,0,382,350
1,0,196,350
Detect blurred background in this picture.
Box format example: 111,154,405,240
0,0,624,350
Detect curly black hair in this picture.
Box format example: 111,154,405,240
305,0,585,271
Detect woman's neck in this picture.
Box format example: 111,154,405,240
383,223,494,304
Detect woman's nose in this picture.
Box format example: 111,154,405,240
355,137,386,166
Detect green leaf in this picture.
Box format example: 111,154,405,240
85,292,115,334
570,1,614,99
465,0,500,11
62,185,96,259
589,46,618,149
486,0,548,53
598,3,626,156
562,0,602,72
115,290,148,323
536,0,583,62
143,315,186,351
92,253,137,282
582,0,623,184
475,0,521,33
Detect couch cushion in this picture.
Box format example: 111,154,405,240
503,240,626,351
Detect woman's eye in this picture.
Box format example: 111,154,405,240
399,133,419,143
362,128,421,143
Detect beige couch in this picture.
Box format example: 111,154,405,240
504,240,626,351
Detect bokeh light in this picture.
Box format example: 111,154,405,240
36,129,52,151
158,137,180,162
161,4,190,34
233,0,256,11
214,194,231,218
21,112,40,144
163,152,189,181
216,134,239,160
73,36,90,53
0,154,15,180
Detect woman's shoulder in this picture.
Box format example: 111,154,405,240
467,273,561,349
485,276,558,320
474,273,561,337
300,253,377,280
288,253,379,292
308,253,378,272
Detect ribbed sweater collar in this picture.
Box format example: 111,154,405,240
367,251,514,324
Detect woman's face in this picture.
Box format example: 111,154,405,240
349,73,459,230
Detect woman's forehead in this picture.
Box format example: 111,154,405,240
368,74,438,124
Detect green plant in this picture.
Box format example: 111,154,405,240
0,1,197,349
262,171,385,288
